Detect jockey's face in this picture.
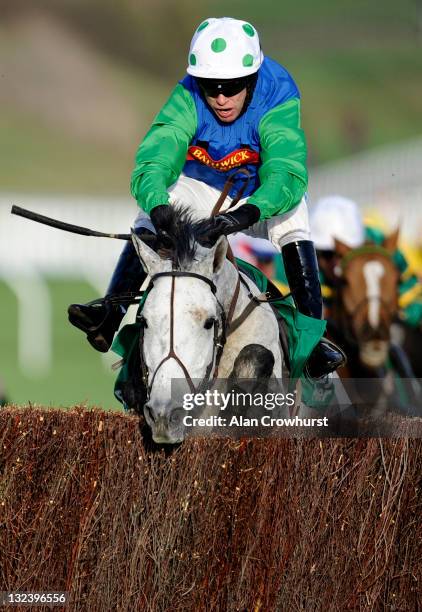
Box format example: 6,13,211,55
205,88,247,122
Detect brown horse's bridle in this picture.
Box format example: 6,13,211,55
336,245,398,346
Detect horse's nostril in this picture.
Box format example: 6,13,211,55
144,404,156,423
170,408,184,425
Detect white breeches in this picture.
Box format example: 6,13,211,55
134,174,310,250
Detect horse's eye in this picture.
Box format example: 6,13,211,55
204,317,216,330
138,316,148,329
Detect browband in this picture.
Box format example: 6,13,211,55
150,271,217,294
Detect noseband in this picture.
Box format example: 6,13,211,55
138,270,234,401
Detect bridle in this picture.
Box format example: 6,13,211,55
137,266,283,401
138,269,238,401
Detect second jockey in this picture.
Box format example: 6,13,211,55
310,195,422,328
68,17,345,379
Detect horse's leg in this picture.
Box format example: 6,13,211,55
229,343,275,380
396,322,422,378
122,346,148,415
226,344,275,419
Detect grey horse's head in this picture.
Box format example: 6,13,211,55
132,209,229,444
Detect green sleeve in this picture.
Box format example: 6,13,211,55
130,84,197,214
247,97,308,220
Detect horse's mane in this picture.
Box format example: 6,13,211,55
152,205,212,267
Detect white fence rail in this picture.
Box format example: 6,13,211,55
0,194,137,281
309,137,422,243
0,194,137,376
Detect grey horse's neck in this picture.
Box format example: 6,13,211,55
216,258,257,320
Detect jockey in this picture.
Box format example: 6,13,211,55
68,17,345,378
309,195,422,328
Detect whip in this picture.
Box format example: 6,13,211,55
11,205,132,240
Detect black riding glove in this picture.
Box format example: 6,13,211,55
199,204,260,246
216,203,260,232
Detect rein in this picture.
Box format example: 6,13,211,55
336,294,395,348
210,167,252,216
210,168,290,333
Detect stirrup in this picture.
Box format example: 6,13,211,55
68,299,111,334
68,300,122,353
86,329,114,353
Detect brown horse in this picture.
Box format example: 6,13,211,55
325,230,421,414
330,230,400,371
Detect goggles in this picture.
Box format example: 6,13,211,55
196,76,250,98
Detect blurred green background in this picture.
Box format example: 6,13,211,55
1,0,421,408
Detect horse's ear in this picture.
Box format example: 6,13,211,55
213,235,228,274
131,230,160,274
382,227,400,252
334,238,352,258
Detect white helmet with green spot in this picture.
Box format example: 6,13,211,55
187,17,264,79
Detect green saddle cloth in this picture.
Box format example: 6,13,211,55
112,258,327,409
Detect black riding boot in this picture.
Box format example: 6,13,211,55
282,240,346,379
68,240,147,352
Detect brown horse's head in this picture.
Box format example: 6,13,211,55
334,229,400,368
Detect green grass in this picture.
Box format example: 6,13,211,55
0,111,133,195
282,45,422,162
0,20,169,195
0,280,122,409
213,0,418,31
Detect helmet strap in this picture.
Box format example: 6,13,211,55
238,72,259,117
